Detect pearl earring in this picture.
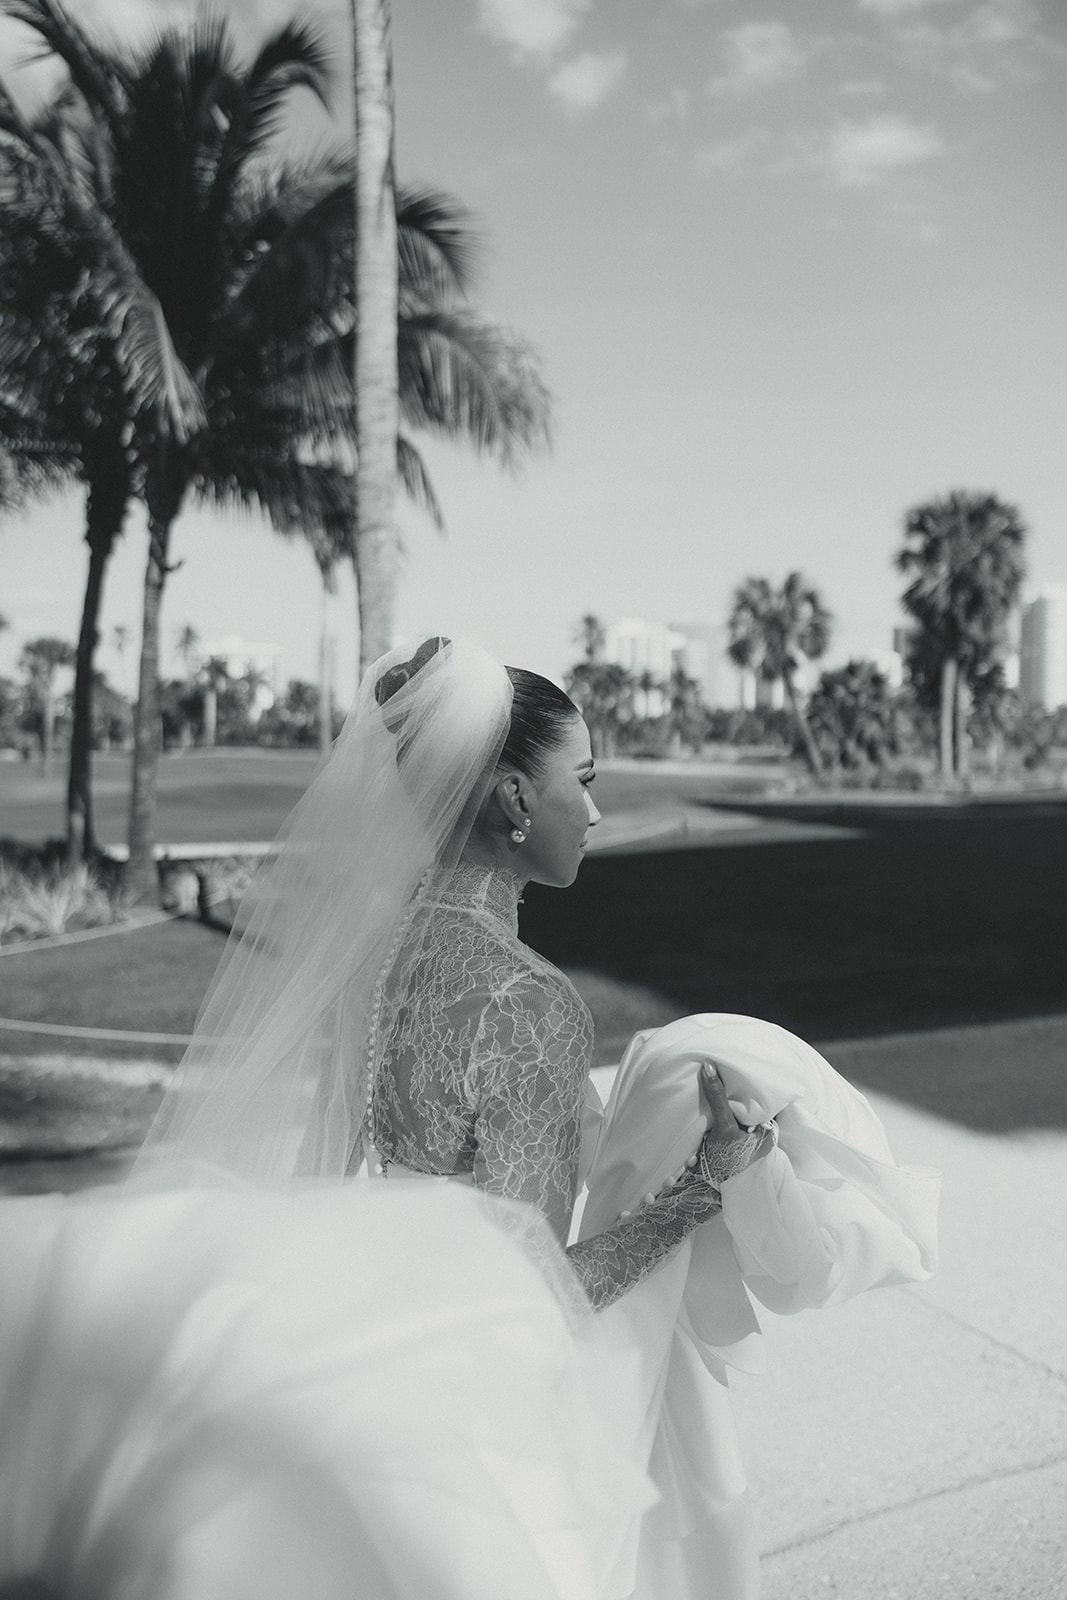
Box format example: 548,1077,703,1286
510,817,532,846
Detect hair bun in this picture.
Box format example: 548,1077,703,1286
374,636,451,722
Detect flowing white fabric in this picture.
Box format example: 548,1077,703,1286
0,1181,652,1600
578,1013,941,1600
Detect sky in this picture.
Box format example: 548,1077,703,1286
1,0,1065,702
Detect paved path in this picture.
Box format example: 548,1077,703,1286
729,1089,1067,1599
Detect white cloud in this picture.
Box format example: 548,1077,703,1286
693,129,768,175
477,0,591,63
709,21,807,95
818,113,944,187
548,49,627,112
861,0,1057,92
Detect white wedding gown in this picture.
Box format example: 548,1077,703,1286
0,868,939,1600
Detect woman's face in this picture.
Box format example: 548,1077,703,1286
522,716,601,888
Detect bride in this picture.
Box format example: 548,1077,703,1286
0,637,939,1600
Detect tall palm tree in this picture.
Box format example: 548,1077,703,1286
0,57,199,864
896,490,1026,781
350,0,399,671
727,572,832,777
4,1,340,895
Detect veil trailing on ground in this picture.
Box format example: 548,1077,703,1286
132,638,513,1188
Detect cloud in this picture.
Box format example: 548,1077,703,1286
860,0,1057,92
817,113,944,186
709,21,807,95
693,129,768,175
548,49,627,112
477,0,591,63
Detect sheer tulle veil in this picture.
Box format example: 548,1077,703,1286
132,637,512,1189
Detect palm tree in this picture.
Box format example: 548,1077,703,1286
3,2,341,895
727,573,832,777
0,45,207,864
574,614,607,664
6,3,550,887
564,660,635,758
19,635,74,773
896,491,1026,781
350,0,399,671
666,663,705,757
807,660,896,773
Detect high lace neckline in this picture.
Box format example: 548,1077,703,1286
431,863,524,933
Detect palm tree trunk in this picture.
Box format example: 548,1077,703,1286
66,531,110,864
66,469,129,864
318,570,332,757
41,682,55,777
783,669,823,778
955,673,971,785
126,513,170,901
202,684,217,748
351,0,400,673
939,656,957,779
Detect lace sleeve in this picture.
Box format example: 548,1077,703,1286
469,978,723,1312
469,974,591,1244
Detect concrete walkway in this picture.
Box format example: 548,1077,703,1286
729,1089,1067,1599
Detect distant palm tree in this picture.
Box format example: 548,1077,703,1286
198,656,231,751
896,490,1026,780
19,635,74,773
727,573,832,777
574,614,606,664
807,660,896,772
565,660,635,758
666,663,705,757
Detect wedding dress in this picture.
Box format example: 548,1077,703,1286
0,641,940,1600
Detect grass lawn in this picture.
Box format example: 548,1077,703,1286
0,748,798,851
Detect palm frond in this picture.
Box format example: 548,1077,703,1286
398,311,551,465
397,185,479,301
203,20,332,247
0,0,131,141
397,434,444,530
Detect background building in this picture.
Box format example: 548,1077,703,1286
1019,586,1067,710
604,617,743,710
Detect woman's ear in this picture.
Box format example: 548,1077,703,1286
492,770,533,829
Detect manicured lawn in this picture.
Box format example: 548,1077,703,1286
0,749,320,848
0,916,223,1062
0,749,792,849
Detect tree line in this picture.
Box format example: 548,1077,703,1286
566,488,1057,783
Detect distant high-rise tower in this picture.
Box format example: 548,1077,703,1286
1019,586,1067,709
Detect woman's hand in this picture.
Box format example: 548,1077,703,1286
696,1060,771,1189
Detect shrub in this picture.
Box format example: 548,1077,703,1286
0,844,126,944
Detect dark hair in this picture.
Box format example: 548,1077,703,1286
373,640,578,778
501,666,580,777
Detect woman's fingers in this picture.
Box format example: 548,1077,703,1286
699,1060,743,1136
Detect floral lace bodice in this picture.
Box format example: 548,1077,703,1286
369,864,720,1310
